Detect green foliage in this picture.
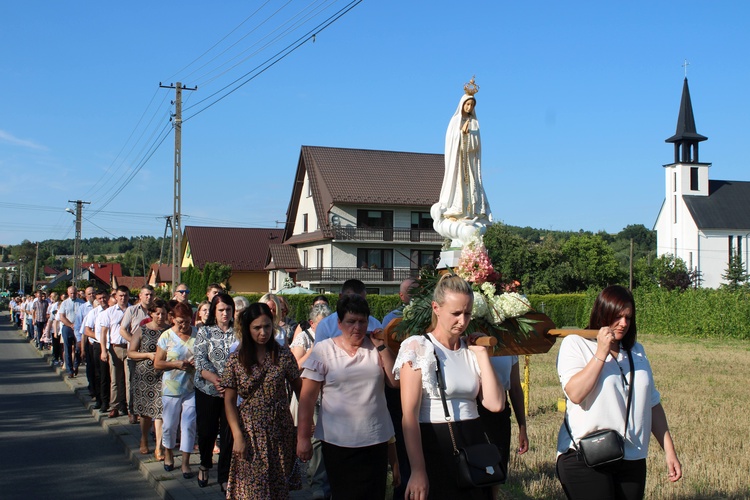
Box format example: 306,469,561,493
182,263,232,298
527,293,589,328
721,254,749,291
634,288,750,339
560,234,624,291
638,254,697,291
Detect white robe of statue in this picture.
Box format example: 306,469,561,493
432,93,493,249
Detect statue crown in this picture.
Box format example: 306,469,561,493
463,76,479,96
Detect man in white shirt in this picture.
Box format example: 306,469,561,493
85,290,110,411
99,286,130,418
75,287,95,398
315,279,382,343
59,285,85,378
119,285,154,424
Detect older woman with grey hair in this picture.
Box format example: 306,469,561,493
289,302,332,499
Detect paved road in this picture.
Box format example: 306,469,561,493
0,316,160,500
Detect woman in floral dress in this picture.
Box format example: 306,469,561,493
129,298,170,459
222,302,302,499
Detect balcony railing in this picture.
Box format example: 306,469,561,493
331,226,443,243
297,267,419,283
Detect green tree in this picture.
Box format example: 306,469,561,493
721,254,749,291
560,234,623,291
182,262,233,300
649,254,696,291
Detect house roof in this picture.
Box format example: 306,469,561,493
184,226,284,272
284,146,444,240
80,262,123,283
148,264,174,283
265,244,301,271
666,78,707,144
684,180,750,230
114,276,147,290
43,265,60,275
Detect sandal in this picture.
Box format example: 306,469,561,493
197,466,209,488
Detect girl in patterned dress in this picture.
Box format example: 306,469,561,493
222,303,302,499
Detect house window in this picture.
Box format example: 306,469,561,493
302,214,308,233
411,212,433,229
729,235,734,262
307,177,312,197
357,210,393,228
357,248,393,269
302,250,308,268
316,249,323,269
366,288,381,296
411,249,440,269
271,271,276,290
673,172,676,193
690,167,699,191
673,196,677,224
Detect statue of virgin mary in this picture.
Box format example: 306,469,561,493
431,78,493,249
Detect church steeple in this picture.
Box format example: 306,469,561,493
665,77,707,164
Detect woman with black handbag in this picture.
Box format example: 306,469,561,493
395,274,506,500
556,285,682,499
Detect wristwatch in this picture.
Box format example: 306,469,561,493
376,344,387,352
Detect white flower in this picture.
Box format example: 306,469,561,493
487,295,507,324
472,291,488,319
497,293,531,318
402,304,414,320
480,282,496,296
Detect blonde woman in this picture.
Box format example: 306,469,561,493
394,275,505,500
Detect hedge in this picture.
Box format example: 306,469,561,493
236,289,750,339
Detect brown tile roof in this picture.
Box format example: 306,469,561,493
184,226,284,272
43,265,60,275
81,262,123,282
265,244,301,271
149,264,174,284
284,146,443,241
114,276,147,290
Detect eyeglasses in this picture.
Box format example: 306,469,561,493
176,290,190,294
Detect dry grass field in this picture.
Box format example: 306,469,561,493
496,334,750,500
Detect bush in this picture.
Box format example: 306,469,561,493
528,293,588,328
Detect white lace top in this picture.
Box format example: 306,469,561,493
394,333,482,423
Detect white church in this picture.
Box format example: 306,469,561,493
654,78,750,288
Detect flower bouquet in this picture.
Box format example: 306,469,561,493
395,237,541,353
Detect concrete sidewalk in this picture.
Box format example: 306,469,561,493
8,314,313,500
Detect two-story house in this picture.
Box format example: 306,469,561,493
268,146,445,295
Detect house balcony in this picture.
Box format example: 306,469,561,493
297,267,419,283
331,226,443,243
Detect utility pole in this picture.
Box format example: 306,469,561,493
159,215,173,266
68,200,91,289
160,82,196,292
629,238,634,290
32,242,39,291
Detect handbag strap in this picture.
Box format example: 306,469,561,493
564,348,635,450
423,334,460,454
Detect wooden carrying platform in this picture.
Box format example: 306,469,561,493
379,313,599,356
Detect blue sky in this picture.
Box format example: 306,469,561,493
2,1,748,245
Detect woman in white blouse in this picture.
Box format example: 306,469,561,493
297,294,397,499
395,274,505,500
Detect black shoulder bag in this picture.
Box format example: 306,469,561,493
425,335,506,488
564,349,635,468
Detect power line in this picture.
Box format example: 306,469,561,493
183,0,362,121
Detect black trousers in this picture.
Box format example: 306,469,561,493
84,340,97,399
322,441,388,500
195,388,233,484
556,449,647,500
478,394,511,479
419,420,493,500
92,342,111,408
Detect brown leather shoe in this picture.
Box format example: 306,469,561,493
108,408,119,418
